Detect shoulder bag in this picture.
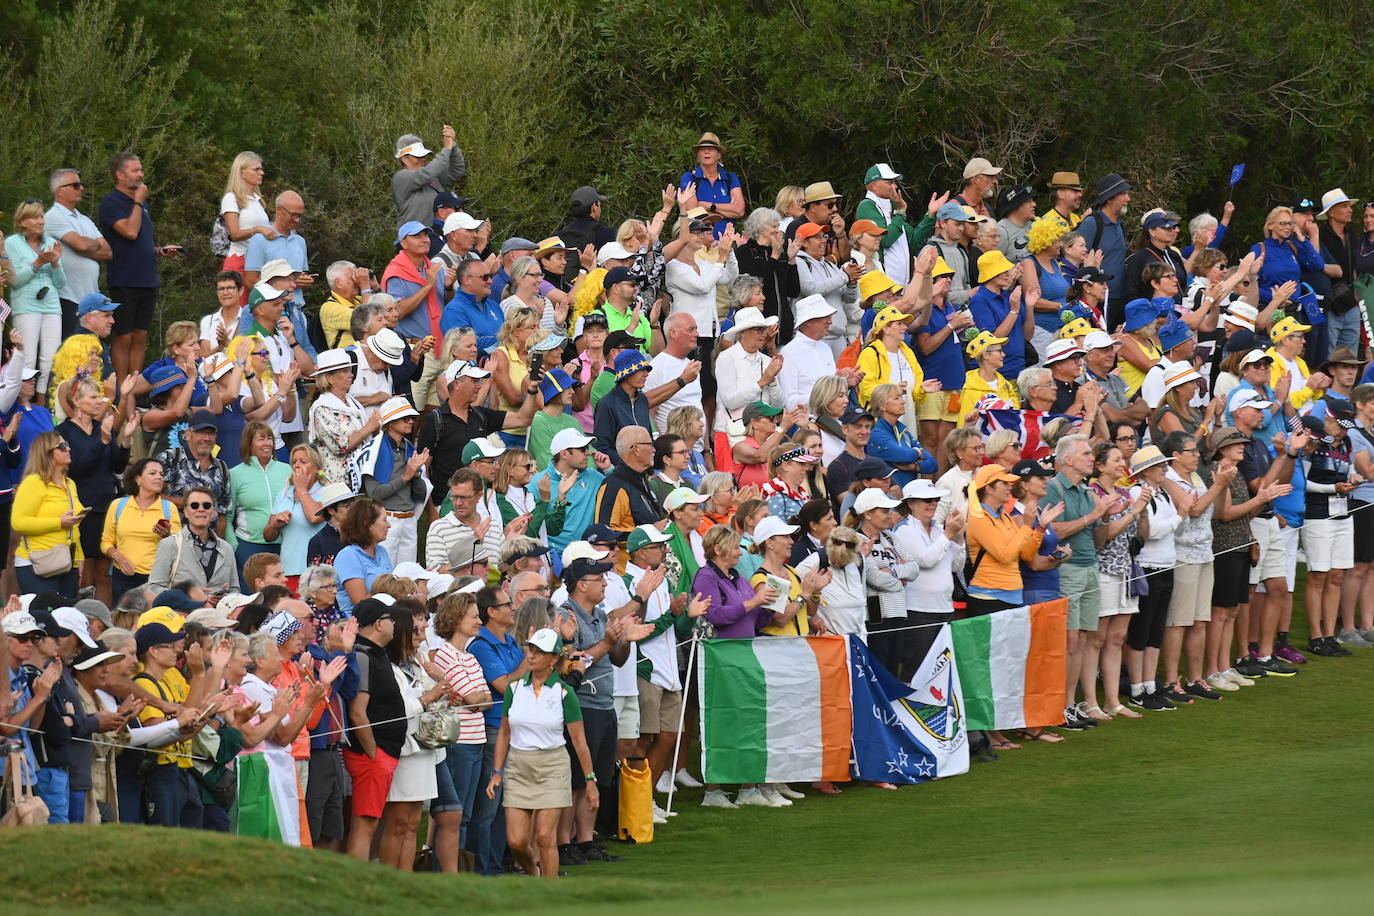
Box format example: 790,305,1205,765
24,482,76,578
1,746,50,827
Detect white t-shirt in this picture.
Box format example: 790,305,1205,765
347,344,393,402
43,203,102,301
646,351,702,432
220,192,270,259
199,307,243,353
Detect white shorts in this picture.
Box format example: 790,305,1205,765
1301,516,1355,572
1248,516,1287,585
1097,571,1139,618
613,694,640,741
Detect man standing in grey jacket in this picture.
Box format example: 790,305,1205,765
146,485,239,594
391,126,466,228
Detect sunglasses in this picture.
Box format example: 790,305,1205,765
831,540,858,548
60,181,86,190
54,442,71,452
187,501,213,510
13,633,46,643
251,349,270,357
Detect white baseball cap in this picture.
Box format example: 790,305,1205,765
561,540,609,565
597,241,633,264
442,211,482,234
751,516,799,544
443,359,492,385
52,606,97,648
550,428,595,456
853,488,901,514
1082,330,1119,351
1229,388,1274,412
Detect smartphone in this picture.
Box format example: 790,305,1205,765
528,352,544,381
687,347,701,362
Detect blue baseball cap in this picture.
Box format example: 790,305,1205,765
1122,298,1158,333
1158,318,1193,353
396,220,428,243
77,292,121,316
1142,210,1179,231
581,523,627,545
538,367,580,402
936,202,976,222
603,266,635,290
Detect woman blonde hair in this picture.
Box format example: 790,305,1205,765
617,218,649,251
665,405,705,442
230,334,278,390
1263,206,1294,237
370,574,419,601
774,186,805,216
12,199,45,232
224,151,263,209
23,431,67,482
492,448,533,493
985,428,1020,462
163,320,200,356
433,592,477,639
825,526,861,568
808,375,849,420
289,443,324,475
495,305,539,351
867,382,902,415
507,256,542,295
702,524,741,561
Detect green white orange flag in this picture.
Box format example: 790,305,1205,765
950,599,1068,730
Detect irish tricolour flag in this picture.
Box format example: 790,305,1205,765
950,599,1068,730
699,636,852,784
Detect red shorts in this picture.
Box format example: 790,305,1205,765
343,748,398,818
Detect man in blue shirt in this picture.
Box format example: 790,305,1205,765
466,586,526,875
99,152,178,381
1078,173,1132,327
678,132,745,237
243,192,312,309
441,260,504,353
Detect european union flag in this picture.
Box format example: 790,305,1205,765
849,636,950,784
1229,164,1246,187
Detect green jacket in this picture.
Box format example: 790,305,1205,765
854,198,935,263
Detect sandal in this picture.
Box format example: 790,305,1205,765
1023,730,1065,743
989,739,1022,750
1107,704,1142,719
1082,705,1112,721
812,781,843,795
871,782,899,790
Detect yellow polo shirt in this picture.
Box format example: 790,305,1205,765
102,497,181,574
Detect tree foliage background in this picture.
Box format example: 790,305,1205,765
2,0,1372,328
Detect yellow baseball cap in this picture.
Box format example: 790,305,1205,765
1269,315,1311,343
966,330,1008,359
137,606,184,634
858,270,901,304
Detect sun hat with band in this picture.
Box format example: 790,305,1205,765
366,328,406,366
1044,339,1084,364
977,250,1016,284
534,237,574,259
1160,360,1202,393
1270,315,1311,343
538,368,580,402
802,181,842,204
311,348,353,377
965,330,1008,359
723,306,779,341
1129,445,1175,476
378,396,419,426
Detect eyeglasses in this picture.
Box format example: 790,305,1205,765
1177,447,1199,454
1114,435,1137,444
187,501,213,510
1275,220,1295,227
630,441,653,449
59,181,85,190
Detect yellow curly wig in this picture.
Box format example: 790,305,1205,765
570,267,608,322
1027,215,1068,254
48,335,104,398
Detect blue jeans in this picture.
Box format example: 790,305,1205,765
68,789,87,823
1327,306,1362,352
146,764,204,828
234,540,280,585
464,725,508,875
16,566,79,602
34,766,70,824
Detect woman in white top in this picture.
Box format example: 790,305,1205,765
934,427,985,527
795,526,867,640
795,223,860,358
380,600,452,872
892,479,965,666
219,152,275,275
666,217,740,399
429,594,492,874
308,349,379,488
1124,446,1186,711
713,306,783,436
845,488,920,677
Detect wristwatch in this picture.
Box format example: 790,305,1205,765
675,377,687,389
585,772,597,782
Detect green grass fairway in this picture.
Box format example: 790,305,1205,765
4,616,1371,914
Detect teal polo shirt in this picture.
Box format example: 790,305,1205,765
1045,471,1098,566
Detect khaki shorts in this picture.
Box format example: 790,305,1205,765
1166,561,1214,627
917,388,961,423
1059,563,1100,632
613,694,640,741
1248,516,1287,584
637,678,683,735
410,352,448,408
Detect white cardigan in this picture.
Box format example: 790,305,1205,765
665,253,738,338
713,342,784,433
796,554,867,640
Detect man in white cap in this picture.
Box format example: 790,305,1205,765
1079,330,1147,426
777,294,853,409
1317,188,1362,351
357,396,432,565
855,163,942,287
533,428,608,560
242,281,312,445
391,125,466,228
433,210,486,296
955,157,1003,218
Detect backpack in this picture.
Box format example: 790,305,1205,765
836,335,864,371
305,303,330,354
115,496,172,527
209,215,231,258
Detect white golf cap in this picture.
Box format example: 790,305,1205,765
378,396,419,425
751,516,799,543
597,241,633,264
52,607,97,648
395,134,432,159
854,487,901,514
1229,388,1274,412
442,211,482,233
1082,330,1119,351
443,359,491,385
902,479,949,501
392,561,437,582
550,428,595,455
561,540,609,565
792,294,837,327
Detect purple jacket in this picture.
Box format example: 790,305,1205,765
694,562,769,638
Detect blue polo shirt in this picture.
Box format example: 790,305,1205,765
469,625,524,728
679,166,741,237
441,288,505,352
245,231,310,307
98,190,158,288
1078,211,1127,303
968,285,1027,378
333,543,393,614
916,301,969,389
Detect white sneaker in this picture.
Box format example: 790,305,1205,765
760,786,792,807
735,787,773,807
1223,667,1255,687
674,768,704,788
700,789,737,808
774,783,804,800
655,771,673,794
1205,673,1239,693
652,802,678,820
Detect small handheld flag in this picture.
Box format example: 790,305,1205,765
1228,164,1246,187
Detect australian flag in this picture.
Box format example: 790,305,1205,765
849,634,969,784
978,409,1080,461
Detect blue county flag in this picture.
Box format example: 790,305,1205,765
849,632,969,783
1228,163,1246,187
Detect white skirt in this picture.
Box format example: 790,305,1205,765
386,747,439,802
